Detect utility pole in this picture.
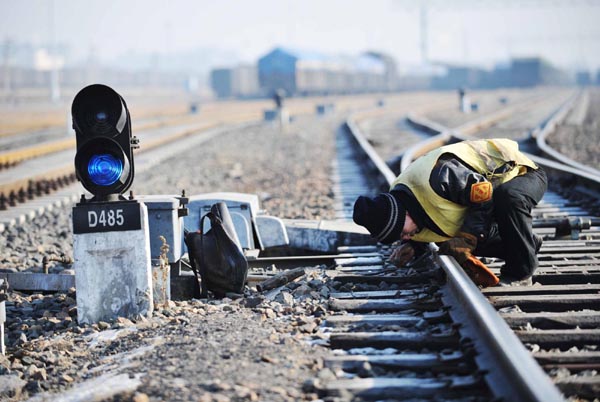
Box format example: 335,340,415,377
420,4,428,65
2,38,11,97
49,0,60,102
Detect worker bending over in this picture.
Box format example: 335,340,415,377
353,138,547,287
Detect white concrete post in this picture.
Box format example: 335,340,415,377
73,201,153,324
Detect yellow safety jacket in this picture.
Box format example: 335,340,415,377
390,139,538,243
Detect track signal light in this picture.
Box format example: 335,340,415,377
72,84,138,200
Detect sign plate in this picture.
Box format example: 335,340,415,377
73,201,141,234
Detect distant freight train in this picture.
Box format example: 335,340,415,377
258,47,397,96
211,47,398,98
210,47,575,99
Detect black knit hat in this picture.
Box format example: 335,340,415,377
353,193,406,244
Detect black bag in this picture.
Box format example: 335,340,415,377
184,202,248,298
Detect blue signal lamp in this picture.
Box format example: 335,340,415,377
72,84,137,201
88,154,123,186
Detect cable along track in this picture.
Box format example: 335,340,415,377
315,114,565,400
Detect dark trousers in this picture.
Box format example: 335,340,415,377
474,167,547,279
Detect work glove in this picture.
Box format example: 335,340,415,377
438,232,499,287
437,232,477,265
460,255,500,287
389,243,415,267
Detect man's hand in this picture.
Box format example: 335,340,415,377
438,232,499,287
460,255,499,287
389,243,415,267
437,232,478,264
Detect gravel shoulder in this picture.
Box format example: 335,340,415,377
1,114,343,401
2,283,333,401
546,87,600,169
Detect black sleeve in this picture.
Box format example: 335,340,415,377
429,156,494,241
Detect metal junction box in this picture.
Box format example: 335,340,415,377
138,195,183,263
182,192,290,254
184,192,261,251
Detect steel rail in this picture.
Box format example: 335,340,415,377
0,118,251,201
344,118,396,187
344,97,570,401
0,121,259,233
438,252,564,402
535,89,600,177
397,87,600,400
403,90,578,160
404,87,600,204
0,113,209,168
0,94,407,210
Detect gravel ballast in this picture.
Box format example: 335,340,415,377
1,92,599,401
1,114,341,401
546,88,600,169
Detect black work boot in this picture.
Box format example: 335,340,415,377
498,234,541,287
498,276,533,287
534,234,543,254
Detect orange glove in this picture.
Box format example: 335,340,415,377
460,255,499,287
438,232,477,264
439,232,499,287
389,243,415,267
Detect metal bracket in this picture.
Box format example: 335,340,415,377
554,217,592,240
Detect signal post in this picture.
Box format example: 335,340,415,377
71,84,153,324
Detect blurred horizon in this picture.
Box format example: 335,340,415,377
1,0,600,99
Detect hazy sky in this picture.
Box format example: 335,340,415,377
2,0,600,72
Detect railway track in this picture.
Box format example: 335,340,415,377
0,88,557,215
1,88,596,401
0,91,469,238
0,93,434,214
0,104,266,211
312,90,599,400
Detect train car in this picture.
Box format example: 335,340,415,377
432,64,488,90
257,47,391,97
576,70,592,86
510,57,570,87
210,65,260,98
